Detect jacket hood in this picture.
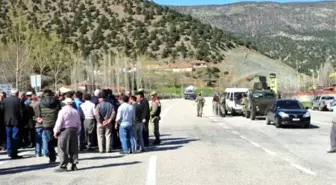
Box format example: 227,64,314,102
41,96,59,108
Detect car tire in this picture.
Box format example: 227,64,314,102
319,106,324,111
250,110,256,120
266,116,271,125
304,123,310,128
231,109,236,116
275,117,281,128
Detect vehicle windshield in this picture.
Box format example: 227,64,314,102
185,90,194,93
277,101,304,109
252,92,275,98
321,96,334,100
234,92,244,100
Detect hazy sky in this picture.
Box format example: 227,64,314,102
153,0,325,6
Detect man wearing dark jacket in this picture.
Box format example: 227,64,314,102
38,89,61,163
136,90,150,147
3,89,24,159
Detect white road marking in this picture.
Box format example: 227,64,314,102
261,148,277,156
231,131,239,135
146,156,157,185
0,161,7,166
249,141,261,148
290,163,317,176
161,104,176,119
217,116,317,176
20,151,35,156
313,121,331,126
238,135,247,140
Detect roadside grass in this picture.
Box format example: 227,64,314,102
300,101,312,109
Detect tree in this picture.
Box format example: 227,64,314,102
1,9,35,89
47,32,73,91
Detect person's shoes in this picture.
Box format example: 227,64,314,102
152,140,161,145
71,164,77,171
11,155,23,159
54,167,67,172
327,150,336,153
36,154,42,158
49,160,56,164
119,151,129,155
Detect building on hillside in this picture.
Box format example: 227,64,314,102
191,60,207,68
167,63,193,73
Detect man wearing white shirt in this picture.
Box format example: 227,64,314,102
80,93,96,151
115,95,136,154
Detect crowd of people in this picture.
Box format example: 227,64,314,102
0,88,162,172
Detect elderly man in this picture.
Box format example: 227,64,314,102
116,95,135,154
54,98,82,172
150,91,161,145
3,89,24,159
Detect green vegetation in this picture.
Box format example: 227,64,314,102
171,2,336,71
0,0,248,64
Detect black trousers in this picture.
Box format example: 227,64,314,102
142,121,149,146
58,128,78,168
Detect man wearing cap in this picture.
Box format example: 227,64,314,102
53,98,82,172
38,89,61,163
136,89,150,147
3,88,24,159
150,91,161,145
91,89,100,106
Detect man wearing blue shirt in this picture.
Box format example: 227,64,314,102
74,91,85,151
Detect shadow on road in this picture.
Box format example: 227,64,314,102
0,162,59,175
159,139,199,146
78,161,141,171
80,155,123,161
278,124,320,129
146,136,199,152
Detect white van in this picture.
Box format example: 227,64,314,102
224,88,249,115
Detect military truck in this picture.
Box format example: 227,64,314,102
243,88,277,120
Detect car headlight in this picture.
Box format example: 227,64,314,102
279,112,289,118
303,112,310,118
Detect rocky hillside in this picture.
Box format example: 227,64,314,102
0,0,299,87
171,1,336,71
0,0,251,64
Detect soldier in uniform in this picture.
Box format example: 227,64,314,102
150,91,161,145
195,93,205,117
212,93,219,116
241,93,248,115
219,92,226,117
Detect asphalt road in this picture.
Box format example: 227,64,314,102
0,98,335,185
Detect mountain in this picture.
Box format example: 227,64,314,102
171,1,336,71
0,0,298,87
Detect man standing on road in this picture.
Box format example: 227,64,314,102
74,91,85,151
95,91,115,153
80,93,96,151
38,89,61,163
150,91,161,145
328,105,336,153
3,89,24,159
130,95,144,152
136,90,150,147
241,93,248,116
24,92,35,148
219,92,226,117
116,95,135,154
53,98,82,172
195,93,205,117
212,93,219,116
